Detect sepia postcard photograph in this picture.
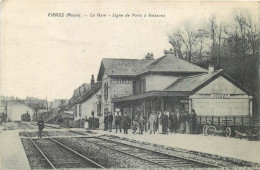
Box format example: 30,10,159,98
0,0,259,169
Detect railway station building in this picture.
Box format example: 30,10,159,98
70,75,102,121
97,52,253,127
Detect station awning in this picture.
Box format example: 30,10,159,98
112,91,190,102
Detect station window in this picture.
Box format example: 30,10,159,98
79,104,82,118
133,80,137,94
141,78,146,93
74,106,77,117
104,82,109,99
133,78,146,94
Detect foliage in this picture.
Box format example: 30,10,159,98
168,9,259,114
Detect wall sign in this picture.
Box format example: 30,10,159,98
211,94,231,99
112,80,132,84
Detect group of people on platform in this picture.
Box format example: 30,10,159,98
148,108,198,135
104,112,130,134
103,108,198,135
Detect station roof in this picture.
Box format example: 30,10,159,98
165,70,223,92
97,54,207,81
112,91,190,102
137,54,208,75
73,83,91,98
73,82,101,104
97,58,154,81
165,69,251,95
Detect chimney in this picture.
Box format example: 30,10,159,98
145,53,154,60
208,65,214,73
91,75,95,88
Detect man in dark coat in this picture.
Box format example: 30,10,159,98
132,115,139,134
104,114,108,131
191,109,198,134
138,115,146,135
162,112,169,134
169,112,175,133
37,117,44,138
108,112,113,132
115,112,122,133
121,112,130,134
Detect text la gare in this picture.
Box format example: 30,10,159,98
90,13,106,17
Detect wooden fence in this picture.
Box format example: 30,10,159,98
197,115,252,127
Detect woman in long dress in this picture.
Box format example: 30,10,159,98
149,111,156,134
179,113,186,134
185,113,191,134
157,111,162,133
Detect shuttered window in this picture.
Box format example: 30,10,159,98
133,78,146,94
79,104,82,118
133,80,137,94
74,106,77,117
142,78,146,92
104,82,109,99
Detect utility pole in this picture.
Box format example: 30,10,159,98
35,101,38,120
46,98,48,113
5,102,7,120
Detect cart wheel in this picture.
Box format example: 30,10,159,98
203,125,208,135
225,127,232,137
206,126,216,136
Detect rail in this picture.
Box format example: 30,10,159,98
18,122,104,169
81,136,220,168
24,122,218,168
18,122,56,169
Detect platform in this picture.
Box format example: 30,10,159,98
92,129,260,164
0,129,31,170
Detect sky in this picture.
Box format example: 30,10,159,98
0,1,258,101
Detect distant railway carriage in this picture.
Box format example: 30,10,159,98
21,112,31,122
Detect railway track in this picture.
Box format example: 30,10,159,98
19,121,221,168
18,122,104,169
81,137,220,168
17,121,60,130
17,121,37,130
30,121,61,129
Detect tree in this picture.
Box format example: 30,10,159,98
168,10,259,115
181,27,197,62
169,27,198,62
169,30,184,59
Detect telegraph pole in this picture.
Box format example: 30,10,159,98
5,102,7,120
35,101,38,120
46,97,48,113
